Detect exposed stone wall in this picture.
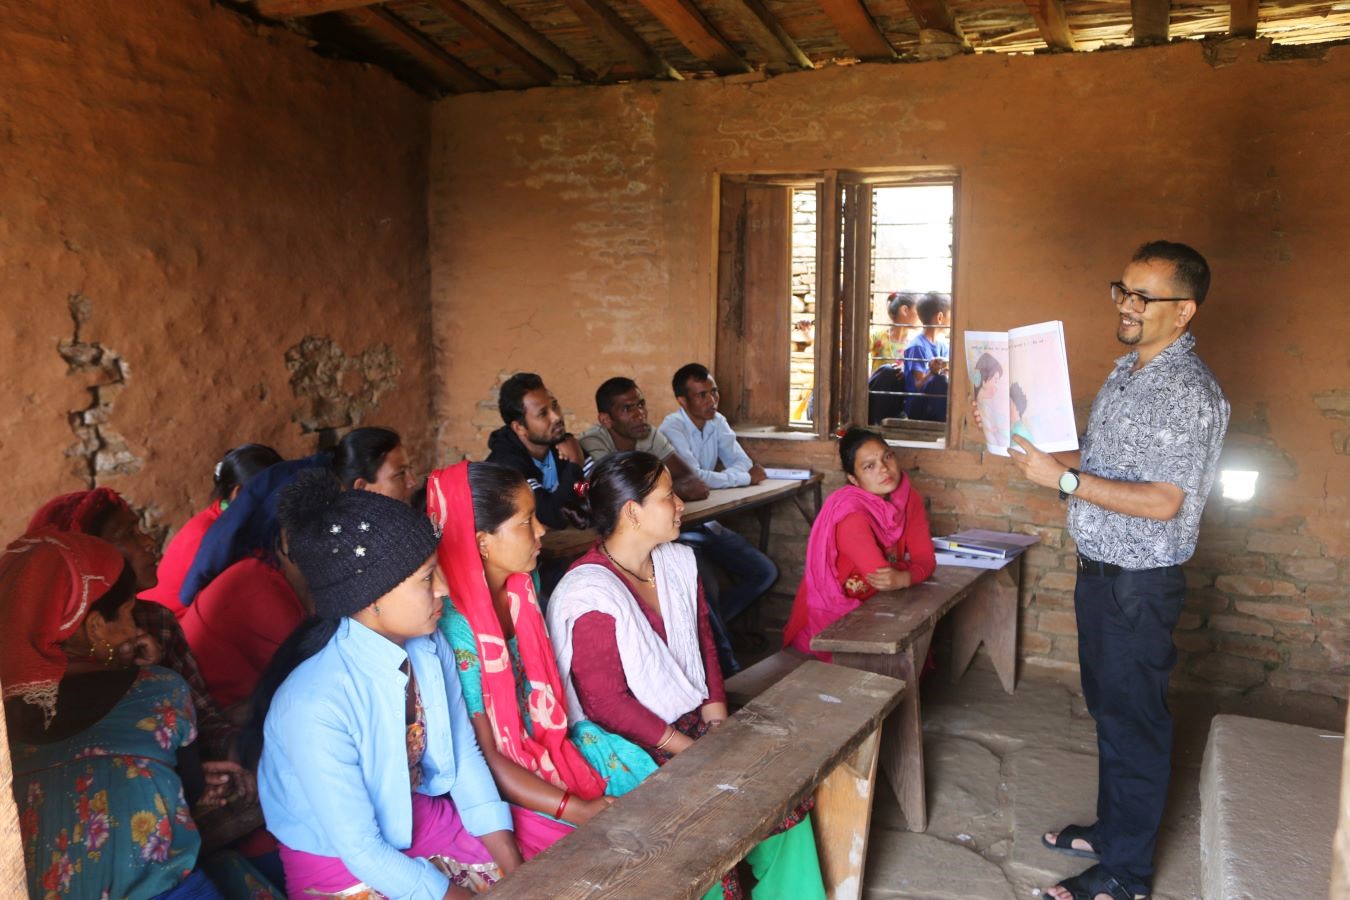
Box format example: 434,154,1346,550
429,39,1350,706
1,0,432,542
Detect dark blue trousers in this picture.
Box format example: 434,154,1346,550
1074,563,1186,894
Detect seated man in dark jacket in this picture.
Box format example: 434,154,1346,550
486,372,587,531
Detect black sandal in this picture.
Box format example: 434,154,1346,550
1041,823,1100,860
1050,864,1148,900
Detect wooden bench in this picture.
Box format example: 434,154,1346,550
542,474,823,560
811,560,1022,832
491,661,903,899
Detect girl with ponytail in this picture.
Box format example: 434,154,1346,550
251,471,521,899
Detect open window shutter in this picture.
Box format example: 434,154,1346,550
839,180,873,429
715,181,792,427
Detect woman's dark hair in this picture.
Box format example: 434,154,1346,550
972,352,1004,400
1010,382,1028,417
468,462,529,533
239,616,338,769
89,559,139,623
886,291,920,321
332,427,401,489
570,451,665,536
212,443,283,502
839,426,887,477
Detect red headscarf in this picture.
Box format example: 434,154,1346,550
27,487,132,535
0,529,127,727
426,462,606,800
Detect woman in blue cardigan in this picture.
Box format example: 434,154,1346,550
250,471,522,898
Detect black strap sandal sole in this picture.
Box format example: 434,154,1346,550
1041,823,1100,860
1051,863,1149,900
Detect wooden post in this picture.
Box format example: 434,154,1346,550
949,560,1020,693
1,682,28,892
813,728,882,899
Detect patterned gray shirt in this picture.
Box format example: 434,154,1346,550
1068,332,1230,569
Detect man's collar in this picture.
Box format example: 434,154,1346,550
678,406,710,433
1114,330,1195,372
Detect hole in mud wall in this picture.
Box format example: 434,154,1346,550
58,294,143,488
285,335,402,450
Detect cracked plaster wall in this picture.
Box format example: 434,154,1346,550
429,39,1350,702
1,0,433,542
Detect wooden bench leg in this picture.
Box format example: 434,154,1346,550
949,561,1020,694
813,727,882,900
838,628,933,833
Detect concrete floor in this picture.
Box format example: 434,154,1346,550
856,656,1342,900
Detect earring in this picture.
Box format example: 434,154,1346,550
89,639,115,666
373,603,381,615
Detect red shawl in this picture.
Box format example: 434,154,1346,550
27,487,131,534
427,462,605,800
0,529,126,726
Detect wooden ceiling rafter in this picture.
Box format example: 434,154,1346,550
454,0,593,79
346,5,497,92
425,0,559,84
817,0,898,60
707,0,814,69
1023,0,1076,49
558,0,684,79
1131,0,1171,43
630,0,752,73
254,0,374,16
1229,0,1259,36
904,0,969,44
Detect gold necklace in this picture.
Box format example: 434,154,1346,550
601,542,656,586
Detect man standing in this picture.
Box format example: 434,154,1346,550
1007,242,1229,900
659,363,778,647
486,372,587,531
579,377,710,502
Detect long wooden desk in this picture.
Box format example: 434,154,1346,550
541,473,823,559
811,557,1024,832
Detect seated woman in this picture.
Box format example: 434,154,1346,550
27,488,235,761
1,529,277,899
783,426,936,660
334,426,416,504
141,443,282,614
428,461,655,856
547,452,825,899
251,471,522,898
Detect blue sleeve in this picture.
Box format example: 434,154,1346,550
433,630,513,836
661,419,748,489
272,692,451,900
441,604,486,716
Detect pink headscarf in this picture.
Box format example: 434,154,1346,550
782,480,910,657
426,462,606,800
0,529,127,726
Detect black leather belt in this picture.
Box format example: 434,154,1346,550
1077,556,1123,577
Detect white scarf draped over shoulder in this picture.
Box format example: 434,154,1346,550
547,541,708,725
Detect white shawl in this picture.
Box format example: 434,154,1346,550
547,541,708,725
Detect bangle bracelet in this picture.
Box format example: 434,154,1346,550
655,728,675,750
554,791,571,819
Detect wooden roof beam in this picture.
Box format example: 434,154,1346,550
904,0,969,44
1131,0,1170,44
346,6,497,92
426,0,557,84
254,0,376,18
559,0,682,79
817,0,897,61
455,0,593,79
631,0,751,73
706,0,814,69
1023,0,1076,49
1229,0,1258,36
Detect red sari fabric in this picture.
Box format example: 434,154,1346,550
179,557,305,708
426,462,606,801
783,479,934,660
139,501,222,613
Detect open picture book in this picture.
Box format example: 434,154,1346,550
966,320,1078,457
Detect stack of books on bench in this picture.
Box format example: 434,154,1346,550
931,529,1038,568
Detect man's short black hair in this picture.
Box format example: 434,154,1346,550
595,377,638,414
672,363,711,398
1132,241,1211,305
916,292,952,326
499,372,545,426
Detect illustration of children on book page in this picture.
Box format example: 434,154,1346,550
969,341,1010,452
966,322,1078,457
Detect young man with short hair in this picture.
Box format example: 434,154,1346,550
579,377,710,502
902,291,952,421
485,372,587,531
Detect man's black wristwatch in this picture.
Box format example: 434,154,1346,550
1058,467,1081,501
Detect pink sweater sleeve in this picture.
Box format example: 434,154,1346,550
896,482,937,584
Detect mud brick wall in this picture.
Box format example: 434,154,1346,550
430,40,1349,705
1,0,433,542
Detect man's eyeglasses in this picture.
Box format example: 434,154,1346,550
1110,282,1190,310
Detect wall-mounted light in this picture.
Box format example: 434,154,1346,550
1220,469,1259,502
